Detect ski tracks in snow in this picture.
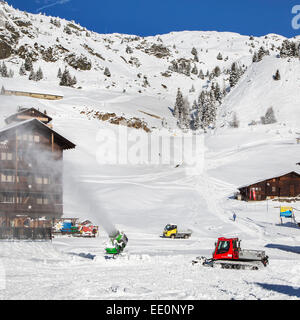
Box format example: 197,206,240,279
194,174,267,240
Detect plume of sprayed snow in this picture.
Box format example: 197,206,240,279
0,124,118,237
63,161,118,237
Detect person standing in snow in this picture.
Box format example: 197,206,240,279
233,212,237,222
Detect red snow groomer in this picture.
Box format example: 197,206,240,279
192,237,269,270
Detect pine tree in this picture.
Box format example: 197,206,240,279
126,45,133,54
191,47,199,62
213,66,221,77
193,96,203,130
0,62,8,77
8,69,14,78
217,52,223,60
57,68,62,79
191,64,198,75
104,67,111,77
189,85,195,93
198,69,204,79
261,107,277,124
229,62,241,88
229,112,239,128
24,57,33,72
36,67,43,81
19,63,26,76
213,82,222,103
174,88,184,120
178,97,191,130
252,52,258,63
71,76,77,86
257,46,269,62
200,90,217,130
29,70,36,81
60,68,73,87
280,40,299,58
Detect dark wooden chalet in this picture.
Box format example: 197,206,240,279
0,118,75,226
4,107,52,126
238,171,300,201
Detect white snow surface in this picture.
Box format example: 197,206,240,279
0,2,300,300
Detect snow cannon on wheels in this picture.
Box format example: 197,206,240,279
105,231,128,255
192,237,269,270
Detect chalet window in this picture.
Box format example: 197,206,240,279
35,177,50,184
1,174,18,183
16,196,23,204
17,134,40,143
37,196,49,205
6,175,13,183
1,152,12,161
0,194,14,203
36,177,43,184
272,186,276,192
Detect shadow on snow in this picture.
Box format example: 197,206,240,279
265,243,300,254
67,252,96,260
256,283,300,298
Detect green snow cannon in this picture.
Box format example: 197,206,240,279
105,231,128,255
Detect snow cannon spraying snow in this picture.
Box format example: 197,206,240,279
105,231,128,255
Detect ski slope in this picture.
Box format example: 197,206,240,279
0,85,300,300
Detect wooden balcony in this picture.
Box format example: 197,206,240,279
0,160,63,172
0,203,63,215
0,182,63,194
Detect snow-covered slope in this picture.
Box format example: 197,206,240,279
1,1,298,129
218,56,300,128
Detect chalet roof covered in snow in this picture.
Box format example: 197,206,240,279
0,118,76,150
4,107,53,125
238,169,300,189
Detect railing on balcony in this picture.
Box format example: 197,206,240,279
0,227,52,240
0,203,63,215
0,182,63,193
0,160,63,172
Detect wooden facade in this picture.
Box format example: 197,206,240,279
0,117,75,226
238,171,300,201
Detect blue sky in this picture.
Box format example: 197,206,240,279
5,0,300,38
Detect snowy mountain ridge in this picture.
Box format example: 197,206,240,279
1,1,299,130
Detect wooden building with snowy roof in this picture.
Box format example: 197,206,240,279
0,113,75,226
4,107,52,126
238,171,300,201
